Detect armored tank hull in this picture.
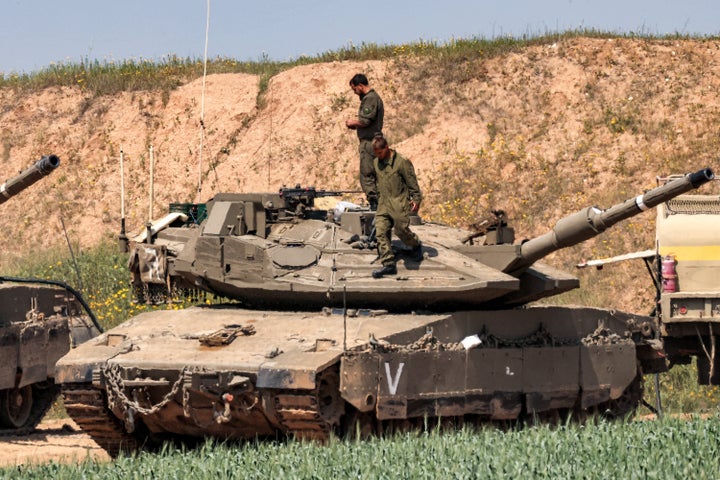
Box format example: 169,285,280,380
56,168,713,455
57,303,654,455
0,281,98,434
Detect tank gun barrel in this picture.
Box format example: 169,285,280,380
506,167,714,275
0,155,60,205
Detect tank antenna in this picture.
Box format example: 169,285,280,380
148,145,155,222
196,0,211,203
59,215,83,293
343,284,347,352
118,148,128,252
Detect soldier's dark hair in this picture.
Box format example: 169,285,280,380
349,73,369,87
371,132,388,149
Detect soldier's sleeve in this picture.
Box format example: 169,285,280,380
358,95,379,125
401,157,422,207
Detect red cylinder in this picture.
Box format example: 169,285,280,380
661,255,678,293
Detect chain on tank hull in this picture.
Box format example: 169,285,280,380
57,305,656,455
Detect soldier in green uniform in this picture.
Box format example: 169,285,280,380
345,73,384,210
370,133,423,279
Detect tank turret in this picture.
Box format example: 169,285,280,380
124,168,713,311
0,155,60,205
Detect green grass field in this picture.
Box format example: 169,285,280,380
3,416,720,479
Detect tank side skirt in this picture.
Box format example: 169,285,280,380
341,309,643,421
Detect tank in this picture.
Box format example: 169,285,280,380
0,156,102,434
56,168,713,455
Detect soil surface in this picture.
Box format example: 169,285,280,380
0,419,109,467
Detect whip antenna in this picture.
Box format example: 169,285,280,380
343,284,347,352
118,147,128,252
196,0,211,203
59,215,83,294
149,145,155,222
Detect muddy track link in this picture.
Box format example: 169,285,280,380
274,393,332,441
272,367,344,441
62,383,138,457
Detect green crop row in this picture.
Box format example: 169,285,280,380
4,416,720,479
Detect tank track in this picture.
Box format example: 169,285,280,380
273,393,332,441
62,383,138,457
0,382,60,436
61,366,643,453
272,368,344,441
596,372,644,419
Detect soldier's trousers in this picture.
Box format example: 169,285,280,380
375,211,420,267
358,140,377,201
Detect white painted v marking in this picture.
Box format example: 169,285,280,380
384,362,405,395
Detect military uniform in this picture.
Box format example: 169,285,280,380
355,89,384,203
374,150,422,268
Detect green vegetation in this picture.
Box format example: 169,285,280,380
647,362,720,414
6,242,199,330
4,417,720,479
3,29,713,97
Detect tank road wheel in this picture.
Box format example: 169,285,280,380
0,381,61,434
0,386,33,428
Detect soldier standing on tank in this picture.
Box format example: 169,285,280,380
370,133,423,279
345,73,384,210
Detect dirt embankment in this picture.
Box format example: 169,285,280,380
2,39,719,271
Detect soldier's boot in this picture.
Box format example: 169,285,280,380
410,242,423,262
368,195,378,211
372,263,397,279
